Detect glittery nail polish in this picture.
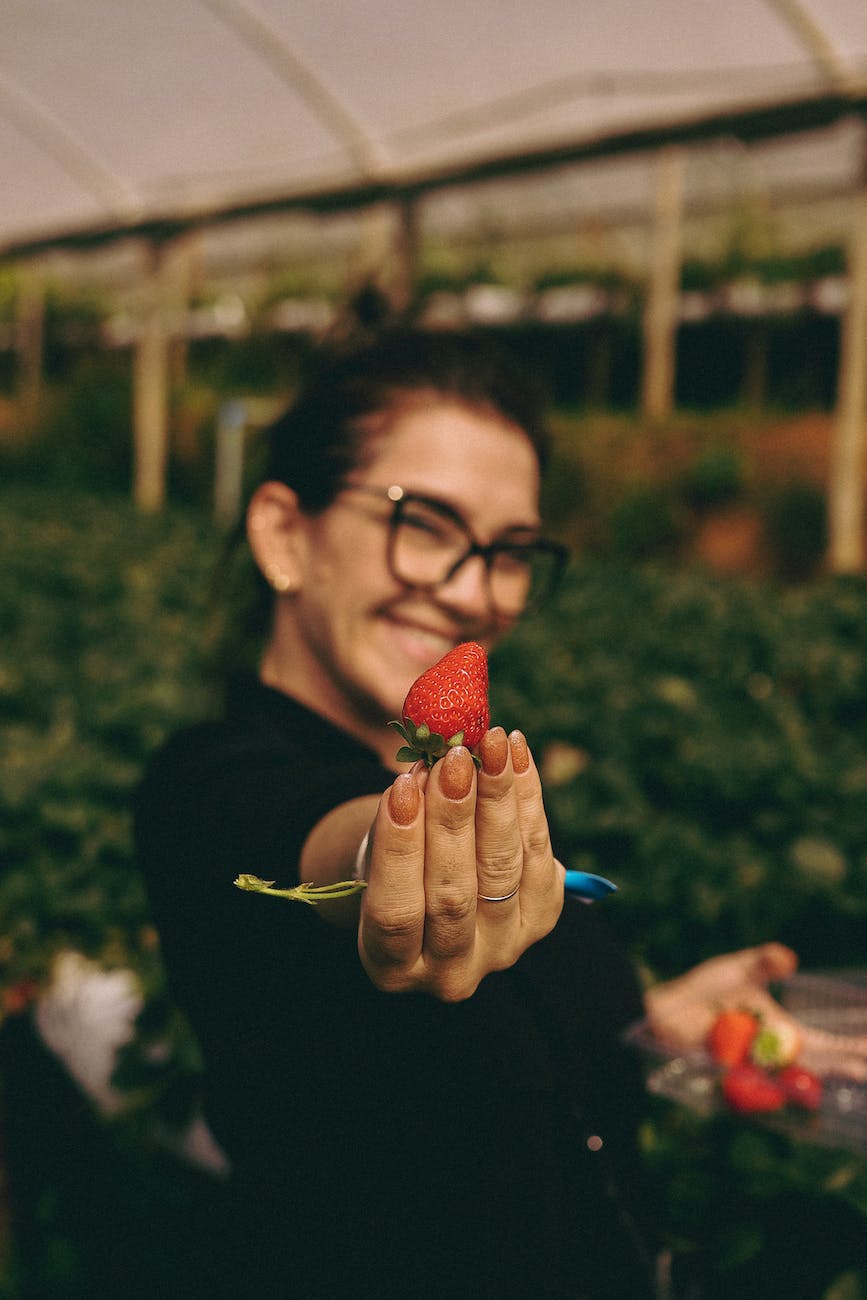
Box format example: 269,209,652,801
480,727,508,776
389,773,419,826
508,730,530,774
439,746,474,800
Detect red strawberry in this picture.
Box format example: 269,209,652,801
391,641,490,767
721,1064,787,1114
708,1009,760,1067
1,977,38,1017
777,1064,823,1112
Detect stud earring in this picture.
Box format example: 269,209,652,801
264,564,296,594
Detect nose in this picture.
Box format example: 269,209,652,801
434,552,496,621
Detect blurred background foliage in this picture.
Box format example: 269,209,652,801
0,261,865,1293
0,475,865,1296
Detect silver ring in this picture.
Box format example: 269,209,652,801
477,884,520,903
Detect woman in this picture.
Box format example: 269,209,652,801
136,328,797,1299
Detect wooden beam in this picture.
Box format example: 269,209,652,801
132,241,170,512
14,267,45,428
390,195,420,316
828,159,867,572
641,145,684,422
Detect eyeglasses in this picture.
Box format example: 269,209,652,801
338,482,569,618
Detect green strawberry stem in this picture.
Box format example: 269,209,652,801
234,874,367,904
389,718,480,768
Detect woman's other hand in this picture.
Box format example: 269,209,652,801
645,943,867,1080
644,943,799,1052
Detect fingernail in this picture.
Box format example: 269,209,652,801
508,730,530,774
563,870,618,899
439,746,475,800
389,773,419,826
480,727,508,776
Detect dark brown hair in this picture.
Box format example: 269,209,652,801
262,326,552,511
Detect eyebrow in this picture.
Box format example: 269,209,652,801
403,490,543,542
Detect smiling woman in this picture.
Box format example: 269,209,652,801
135,327,660,1298
248,397,552,759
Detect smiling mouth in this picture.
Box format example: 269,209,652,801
385,617,463,662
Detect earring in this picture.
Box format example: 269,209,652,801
264,564,296,594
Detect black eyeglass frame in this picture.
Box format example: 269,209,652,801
339,481,569,618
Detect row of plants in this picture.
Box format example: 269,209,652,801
495,564,867,975
493,564,867,1296
0,241,850,325
0,342,837,586
540,408,832,581
1,481,865,1294
417,242,848,298
0,486,222,1296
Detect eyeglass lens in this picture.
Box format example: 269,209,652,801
391,496,560,615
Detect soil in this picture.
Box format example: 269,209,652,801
748,412,833,487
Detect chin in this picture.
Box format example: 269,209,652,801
359,652,415,720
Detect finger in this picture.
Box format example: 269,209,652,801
749,942,799,984
422,745,478,961
410,758,431,793
737,988,797,1024
358,773,425,981
507,731,564,924
474,728,523,911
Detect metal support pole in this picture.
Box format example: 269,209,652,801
214,399,248,528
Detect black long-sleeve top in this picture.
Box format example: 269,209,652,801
135,675,656,1299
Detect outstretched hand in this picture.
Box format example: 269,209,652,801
358,727,565,1001
644,943,799,1052
645,943,867,1080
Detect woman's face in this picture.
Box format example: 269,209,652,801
284,398,543,735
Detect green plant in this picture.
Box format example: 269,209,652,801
681,446,747,511
763,481,829,581
608,483,688,559
8,356,133,491
2,483,866,1296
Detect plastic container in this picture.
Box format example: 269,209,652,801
626,969,867,1153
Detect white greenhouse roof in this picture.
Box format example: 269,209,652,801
1,0,866,255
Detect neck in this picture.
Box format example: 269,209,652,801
258,631,403,772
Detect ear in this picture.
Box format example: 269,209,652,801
246,481,308,595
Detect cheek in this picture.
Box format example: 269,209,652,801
300,522,352,600
306,515,381,583
298,530,389,646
